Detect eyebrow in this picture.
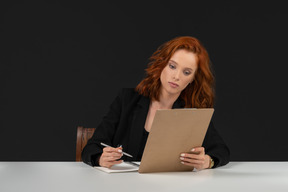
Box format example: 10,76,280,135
169,60,194,71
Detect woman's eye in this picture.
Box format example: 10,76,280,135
169,63,176,69
184,71,191,75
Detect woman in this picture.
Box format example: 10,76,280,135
82,36,230,170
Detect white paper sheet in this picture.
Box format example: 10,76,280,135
94,162,140,173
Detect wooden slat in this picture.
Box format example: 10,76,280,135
76,126,96,161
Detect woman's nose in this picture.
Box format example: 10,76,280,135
173,70,181,81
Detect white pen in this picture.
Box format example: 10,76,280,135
100,142,133,158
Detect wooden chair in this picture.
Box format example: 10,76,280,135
76,126,96,161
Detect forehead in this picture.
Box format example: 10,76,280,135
170,49,198,69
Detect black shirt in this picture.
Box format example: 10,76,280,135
137,128,149,160
82,88,230,168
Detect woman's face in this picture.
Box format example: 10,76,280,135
160,49,198,97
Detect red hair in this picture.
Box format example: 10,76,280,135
136,36,215,108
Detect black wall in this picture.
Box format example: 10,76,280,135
1,2,287,161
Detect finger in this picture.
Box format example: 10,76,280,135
102,153,122,161
181,157,205,165
101,152,120,159
102,150,123,156
180,153,205,160
181,158,205,167
103,151,123,157
103,147,123,153
100,155,123,167
100,153,116,162
191,147,205,154
103,160,123,168
103,155,122,162
102,151,123,159
110,152,123,157
107,155,123,161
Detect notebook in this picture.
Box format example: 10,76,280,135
138,108,214,173
94,162,140,173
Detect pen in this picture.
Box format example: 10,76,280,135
100,142,133,158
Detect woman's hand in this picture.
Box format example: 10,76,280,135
99,146,123,168
180,147,211,170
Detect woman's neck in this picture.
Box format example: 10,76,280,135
153,90,180,109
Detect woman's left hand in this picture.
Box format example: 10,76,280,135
180,147,211,170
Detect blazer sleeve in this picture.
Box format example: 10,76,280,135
81,89,123,166
203,121,230,168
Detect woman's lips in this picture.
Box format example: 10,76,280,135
168,82,179,88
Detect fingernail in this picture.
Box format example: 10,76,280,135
118,149,122,153
180,157,184,160
181,161,184,164
180,153,185,157
191,148,195,152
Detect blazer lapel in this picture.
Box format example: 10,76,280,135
127,95,150,160
126,95,184,160
172,97,185,109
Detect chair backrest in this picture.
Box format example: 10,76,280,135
76,126,96,161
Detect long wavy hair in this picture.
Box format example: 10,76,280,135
135,36,215,108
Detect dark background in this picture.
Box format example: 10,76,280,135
1,1,287,161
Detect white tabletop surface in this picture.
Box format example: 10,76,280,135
0,162,287,192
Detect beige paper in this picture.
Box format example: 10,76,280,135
138,108,214,173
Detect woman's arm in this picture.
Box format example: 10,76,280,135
179,121,230,169
81,89,124,166
202,121,230,168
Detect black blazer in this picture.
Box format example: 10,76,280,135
82,88,230,167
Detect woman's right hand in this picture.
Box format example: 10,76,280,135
99,146,123,168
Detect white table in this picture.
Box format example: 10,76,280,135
0,162,287,192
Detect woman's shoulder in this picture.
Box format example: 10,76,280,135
112,88,148,108
115,88,142,102
117,88,139,97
